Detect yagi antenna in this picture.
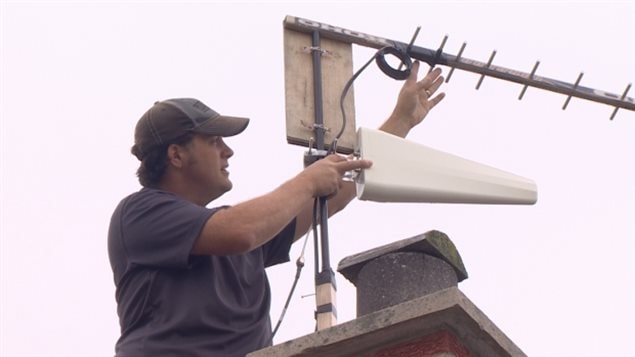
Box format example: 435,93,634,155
284,16,634,120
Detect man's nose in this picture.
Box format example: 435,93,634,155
220,138,233,158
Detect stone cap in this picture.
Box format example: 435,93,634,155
248,287,526,357
338,230,468,285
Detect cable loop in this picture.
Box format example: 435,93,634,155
375,46,412,80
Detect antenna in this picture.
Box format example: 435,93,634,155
284,16,634,122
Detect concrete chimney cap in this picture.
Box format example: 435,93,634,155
337,230,468,284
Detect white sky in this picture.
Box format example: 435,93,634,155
1,1,633,356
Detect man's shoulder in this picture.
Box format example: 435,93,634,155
119,187,181,208
115,187,225,222
129,186,177,200
110,188,177,224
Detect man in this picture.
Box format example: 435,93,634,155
108,61,445,357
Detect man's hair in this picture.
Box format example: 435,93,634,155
131,133,194,187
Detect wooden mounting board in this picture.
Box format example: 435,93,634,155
283,27,357,154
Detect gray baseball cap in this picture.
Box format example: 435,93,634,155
132,98,249,160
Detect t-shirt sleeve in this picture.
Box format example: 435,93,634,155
120,190,217,269
261,218,296,267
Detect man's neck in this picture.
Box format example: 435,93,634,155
158,178,213,207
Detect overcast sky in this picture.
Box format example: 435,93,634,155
1,1,633,356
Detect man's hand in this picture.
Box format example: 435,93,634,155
299,154,372,198
382,61,446,138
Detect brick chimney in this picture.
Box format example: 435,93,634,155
248,230,526,357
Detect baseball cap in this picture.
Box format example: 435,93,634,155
132,98,249,160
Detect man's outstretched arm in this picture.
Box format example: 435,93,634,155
192,155,371,255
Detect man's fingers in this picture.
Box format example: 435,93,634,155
336,159,372,173
426,75,444,96
417,67,443,90
322,154,371,175
324,154,347,162
406,61,421,83
429,92,446,109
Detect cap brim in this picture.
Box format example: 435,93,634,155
193,115,250,137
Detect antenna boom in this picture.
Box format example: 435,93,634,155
284,16,634,115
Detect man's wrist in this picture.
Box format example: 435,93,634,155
379,114,412,138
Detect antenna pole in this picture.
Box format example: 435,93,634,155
308,30,337,331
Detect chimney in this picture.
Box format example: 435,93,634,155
338,230,467,317
248,230,526,357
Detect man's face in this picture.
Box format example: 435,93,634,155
181,134,234,202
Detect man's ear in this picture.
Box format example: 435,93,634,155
166,144,186,168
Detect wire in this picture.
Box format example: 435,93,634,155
332,52,375,153
269,221,312,342
331,46,412,153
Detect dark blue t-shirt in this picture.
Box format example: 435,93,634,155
108,188,295,357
